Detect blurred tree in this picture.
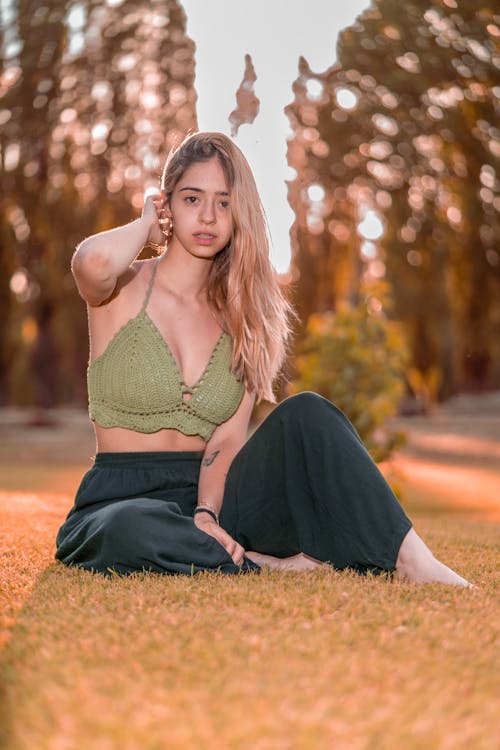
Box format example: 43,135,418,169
0,213,16,404
229,53,260,136
289,285,408,461
287,0,500,398
1,0,197,407
1,0,68,411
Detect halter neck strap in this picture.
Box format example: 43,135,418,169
141,258,160,311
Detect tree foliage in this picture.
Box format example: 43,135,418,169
229,53,260,137
287,0,500,397
289,286,407,461
2,1,499,408
1,0,196,406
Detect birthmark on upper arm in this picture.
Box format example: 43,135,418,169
202,450,220,467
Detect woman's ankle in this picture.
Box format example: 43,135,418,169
395,528,472,586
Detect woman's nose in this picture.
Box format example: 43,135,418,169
199,201,216,224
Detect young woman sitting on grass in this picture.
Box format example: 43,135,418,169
55,131,471,586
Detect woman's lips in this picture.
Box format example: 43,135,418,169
193,232,217,245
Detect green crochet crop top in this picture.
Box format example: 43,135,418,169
87,260,244,441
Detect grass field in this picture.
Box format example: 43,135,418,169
0,403,499,750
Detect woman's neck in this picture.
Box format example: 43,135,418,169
156,244,212,300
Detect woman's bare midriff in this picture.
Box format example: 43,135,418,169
94,424,207,453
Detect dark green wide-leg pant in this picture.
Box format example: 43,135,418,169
55,393,412,576
221,392,411,573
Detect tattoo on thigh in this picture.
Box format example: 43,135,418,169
202,450,220,467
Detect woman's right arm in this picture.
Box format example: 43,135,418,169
72,195,164,306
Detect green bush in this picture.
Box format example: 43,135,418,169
289,291,408,462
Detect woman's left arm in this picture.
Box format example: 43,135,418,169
193,390,255,563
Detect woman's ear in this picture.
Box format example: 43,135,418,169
161,190,171,216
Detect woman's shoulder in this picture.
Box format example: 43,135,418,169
113,257,157,298
123,257,157,292
90,258,156,315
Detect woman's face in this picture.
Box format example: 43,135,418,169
166,157,233,260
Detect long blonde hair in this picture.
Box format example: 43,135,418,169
161,131,293,402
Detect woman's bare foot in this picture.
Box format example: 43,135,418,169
396,528,473,586
246,551,325,571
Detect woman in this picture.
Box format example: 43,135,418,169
56,132,470,585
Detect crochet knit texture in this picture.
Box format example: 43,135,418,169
88,314,244,440
87,260,243,441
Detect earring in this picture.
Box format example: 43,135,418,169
159,215,173,242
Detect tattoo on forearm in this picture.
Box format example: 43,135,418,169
202,450,220,467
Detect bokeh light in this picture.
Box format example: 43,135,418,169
335,88,358,110
307,184,325,203
357,211,384,241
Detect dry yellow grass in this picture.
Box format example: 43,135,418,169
0,485,499,750
0,402,499,750
0,492,70,650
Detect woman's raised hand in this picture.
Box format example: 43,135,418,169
193,513,246,566
141,192,169,245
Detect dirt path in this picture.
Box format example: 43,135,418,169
387,393,500,521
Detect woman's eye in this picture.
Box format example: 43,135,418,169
219,201,230,209
185,196,198,204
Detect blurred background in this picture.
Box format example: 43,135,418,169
1,0,499,441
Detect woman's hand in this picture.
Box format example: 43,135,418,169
193,513,246,566
141,192,168,245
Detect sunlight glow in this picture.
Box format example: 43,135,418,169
306,80,324,100
4,142,20,171
307,184,325,203
358,211,385,241
181,0,368,273
361,241,377,259
336,88,359,110
10,269,29,296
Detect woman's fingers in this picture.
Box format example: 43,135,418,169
141,195,169,244
209,526,245,565
143,195,166,220
142,194,157,213
193,514,246,565
226,539,245,565
217,530,244,565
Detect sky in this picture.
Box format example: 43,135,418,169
181,0,369,272
2,0,372,272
